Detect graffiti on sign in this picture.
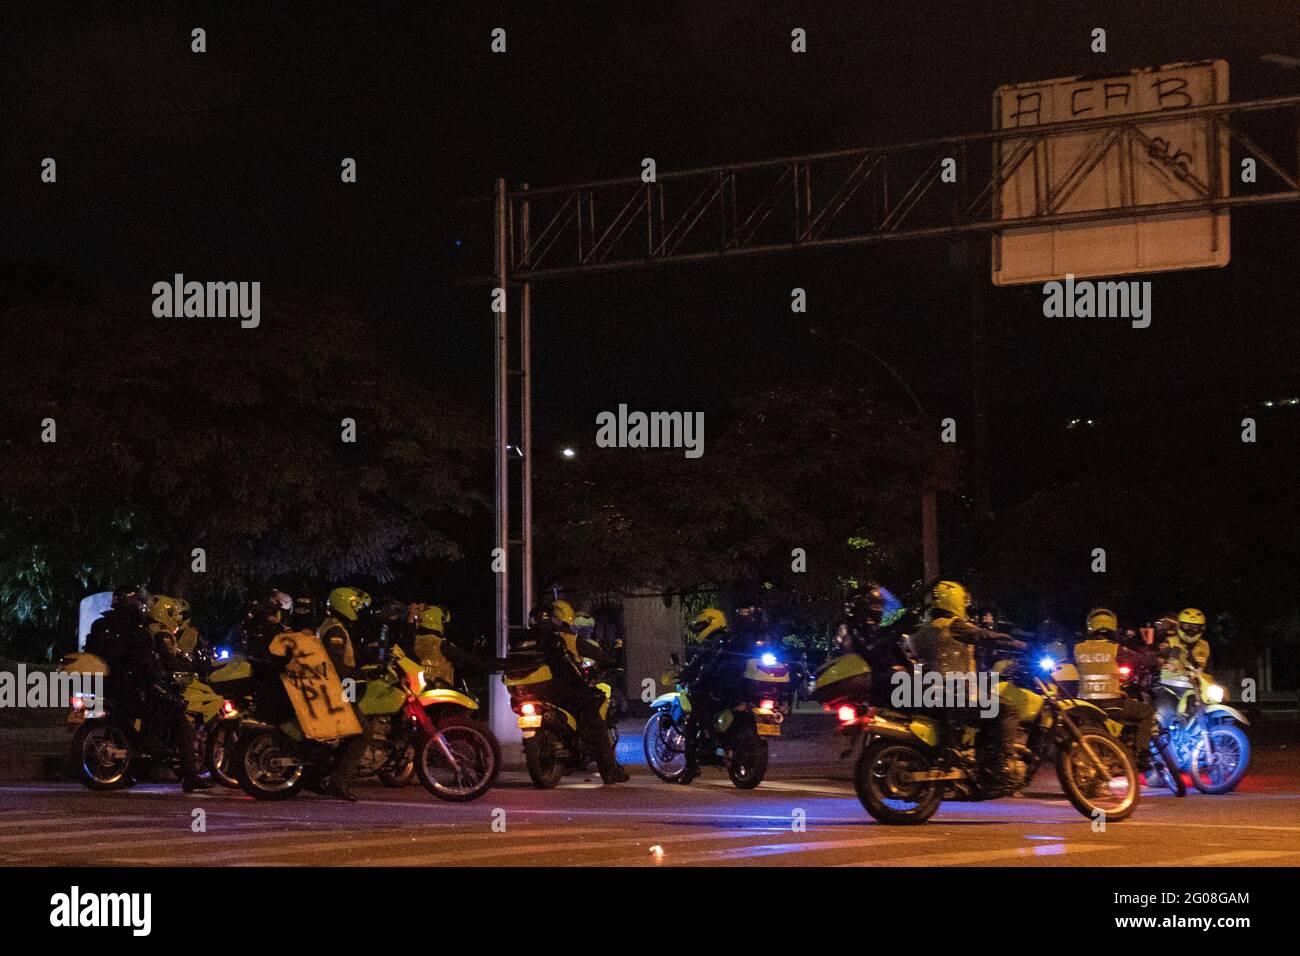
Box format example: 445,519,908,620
268,629,363,740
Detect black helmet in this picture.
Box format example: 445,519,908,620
846,584,886,627
292,594,316,619
528,605,552,627
111,584,147,614
253,588,290,622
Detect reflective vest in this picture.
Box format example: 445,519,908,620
1074,639,1121,700
317,616,356,672
909,617,975,678
414,633,455,688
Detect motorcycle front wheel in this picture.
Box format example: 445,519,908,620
1056,731,1138,821
727,721,769,789
1190,724,1250,795
855,738,942,825
72,720,136,791
234,729,305,801
643,711,696,784
416,716,501,802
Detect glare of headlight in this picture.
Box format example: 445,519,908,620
761,652,778,667
1039,656,1056,672
1206,684,1225,703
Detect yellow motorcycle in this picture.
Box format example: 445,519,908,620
503,649,621,789
235,644,499,801
820,647,1138,824
1158,665,1250,794
59,651,225,790
643,648,790,789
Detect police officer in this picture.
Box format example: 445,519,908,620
1076,608,1155,760
95,587,211,792
842,584,910,705
317,587,375,801
908,581,1025,785
533,600,628,785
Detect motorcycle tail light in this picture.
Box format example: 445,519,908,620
71,695,85,711
1118,665,1132,677
521,702,537,716
759,699,776,711
222,699,237,716
837,705,857,724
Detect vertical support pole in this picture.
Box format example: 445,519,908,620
491,178,516,743
520,185,534,640
970,239,991,519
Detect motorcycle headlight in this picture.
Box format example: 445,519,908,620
761,652,778,667
1205,683,1225,703
1038,656,1057,673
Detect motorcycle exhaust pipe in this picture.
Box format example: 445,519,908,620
859,713,918,742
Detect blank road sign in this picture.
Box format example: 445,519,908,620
992,60,1230,286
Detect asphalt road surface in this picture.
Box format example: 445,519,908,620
2,744,1297,867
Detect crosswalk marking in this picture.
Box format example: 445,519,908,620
112,825,622,865
838,842,1120,866
640,834,939,866
1153,848,1300,866
347,828,788,867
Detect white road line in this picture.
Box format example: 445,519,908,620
1126,818,1300,833
112,825,622,865
341,828,800,867
1154,849,1300,866
839,842,1121,866
0,825,181,846
642,834,940,866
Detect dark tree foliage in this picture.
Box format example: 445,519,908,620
0,298,486,650
537,384,953,639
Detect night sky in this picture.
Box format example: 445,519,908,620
4,0,1299,510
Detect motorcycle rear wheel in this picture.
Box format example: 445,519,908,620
205,721,240,788
855,738,943,824
523,729,567,789
1152,739,1186,797
727,721,769,789
72,720,136,791
234,729,306,801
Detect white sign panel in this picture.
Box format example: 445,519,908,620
993,60,1229,286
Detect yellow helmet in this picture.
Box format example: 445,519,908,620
1176,607,1206,641
688,608,727,641
327,586,372,623
147,594,184,632
927,581,969,619
551,600,575,627
1086,607,1118,635
415,605,451,636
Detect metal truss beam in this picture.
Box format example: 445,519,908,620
469,94,1300,284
